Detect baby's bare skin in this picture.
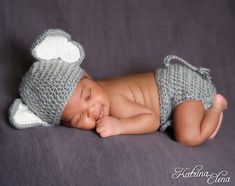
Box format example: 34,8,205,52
61,73,227,147
62,73,160,137
96,73,161,136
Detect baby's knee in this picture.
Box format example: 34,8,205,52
175,133,205,147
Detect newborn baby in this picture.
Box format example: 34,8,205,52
61,68,227,146
9,29,227,147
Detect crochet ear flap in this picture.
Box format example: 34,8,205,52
31,29,85,65
9,99,51,129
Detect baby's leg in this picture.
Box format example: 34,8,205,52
209,112,223,139
208,94,227,139
173,94,227,147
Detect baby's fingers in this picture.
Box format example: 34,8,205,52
96,125,109,138
96,125,104,133
99,131,110,138
96,118,103,124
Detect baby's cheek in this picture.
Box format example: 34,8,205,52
81,118,96,129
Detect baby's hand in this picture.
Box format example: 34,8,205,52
96,116,121,138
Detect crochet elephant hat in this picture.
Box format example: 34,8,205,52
9,29,85,129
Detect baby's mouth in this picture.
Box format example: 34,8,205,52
95,107,104,121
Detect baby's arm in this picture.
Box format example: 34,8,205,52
96,98,160,138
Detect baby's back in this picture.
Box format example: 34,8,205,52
99,73,160,118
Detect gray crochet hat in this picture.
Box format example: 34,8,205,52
9,29,85,129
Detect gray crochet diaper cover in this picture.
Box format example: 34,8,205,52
155,55,217,132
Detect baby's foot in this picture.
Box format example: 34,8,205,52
209,112,223,139
209,94,227,139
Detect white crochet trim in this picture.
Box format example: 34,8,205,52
9,99,51,129
32,35,81,64
14,102,47,125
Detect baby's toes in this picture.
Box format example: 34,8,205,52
213,94,228,111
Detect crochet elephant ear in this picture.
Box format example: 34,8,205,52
9,99,50,129
31,29,85,64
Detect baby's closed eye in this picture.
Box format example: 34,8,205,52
83,87,92,101
86,89,92,100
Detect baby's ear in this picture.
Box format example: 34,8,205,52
31,29,85,64
9,99,51,129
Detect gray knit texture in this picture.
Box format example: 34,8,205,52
19,59,84,125
156,55,217,132
31,29,85,64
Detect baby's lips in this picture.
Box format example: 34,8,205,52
94,106,107,126
96,116,102,123
97,107,105,120
100,109,104,118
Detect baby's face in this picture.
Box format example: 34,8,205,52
61,77,110,129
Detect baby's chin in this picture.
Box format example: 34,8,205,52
78,123,96,130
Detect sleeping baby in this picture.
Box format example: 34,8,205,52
9,29,227,147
